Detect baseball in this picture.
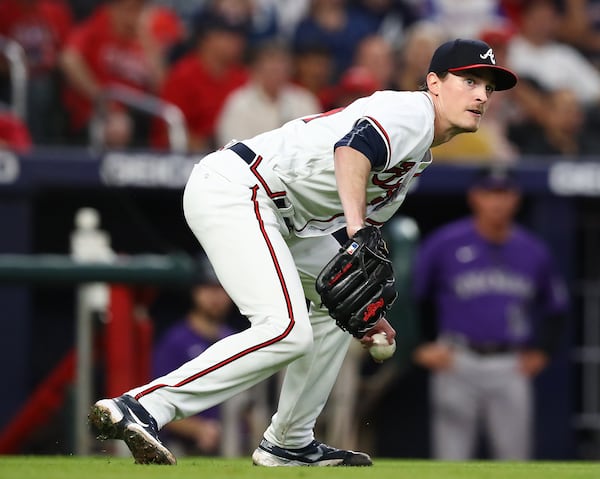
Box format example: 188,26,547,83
368,332,396,362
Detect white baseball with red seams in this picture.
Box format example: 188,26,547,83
126,91,435,450
369,332,397,361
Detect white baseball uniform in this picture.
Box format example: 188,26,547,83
127,90,434,449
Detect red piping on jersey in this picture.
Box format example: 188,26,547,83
366,218,384,226
365,115,391,163
134,186,295,400
250,155,286,199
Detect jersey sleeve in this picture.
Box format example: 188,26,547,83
351,92,434,170
333,118,389,171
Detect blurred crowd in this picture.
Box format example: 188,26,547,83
2,0,600,161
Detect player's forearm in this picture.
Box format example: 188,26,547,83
334,146,371,237
60,49,102,100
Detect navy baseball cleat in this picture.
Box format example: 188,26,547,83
88,395,176,465
252,437,372,466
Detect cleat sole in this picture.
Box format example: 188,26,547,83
125,424,177,465
88,403,122,441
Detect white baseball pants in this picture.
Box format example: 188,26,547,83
431,348,532,460
128,150,352,449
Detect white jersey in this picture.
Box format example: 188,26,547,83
243,90,435,237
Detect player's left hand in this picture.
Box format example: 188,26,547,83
360,317,396,347
518,349,548,377
315,226,397,338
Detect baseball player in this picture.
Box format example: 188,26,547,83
412,167,569,460
89,39,518,466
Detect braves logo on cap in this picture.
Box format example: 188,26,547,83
428,38,518,91
479,48,496,64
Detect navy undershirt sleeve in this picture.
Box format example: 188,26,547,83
334,119,388,171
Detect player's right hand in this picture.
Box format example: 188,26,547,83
360,317,396,347
195,418,221,453
413,342,454,370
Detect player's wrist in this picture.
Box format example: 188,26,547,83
346,223,365,237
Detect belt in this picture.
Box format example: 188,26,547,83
228,141,258,165
227,142,291,222
443,335,519,356
466,343,519,356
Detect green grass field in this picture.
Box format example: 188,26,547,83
0,457,598,479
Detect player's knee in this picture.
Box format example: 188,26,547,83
285,320,314,357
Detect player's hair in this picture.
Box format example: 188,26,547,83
247,39,290,66
419,71,448,92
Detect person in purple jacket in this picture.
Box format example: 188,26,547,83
152,256,236,455
412,166,569,460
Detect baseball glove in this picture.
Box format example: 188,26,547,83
315,226,397,338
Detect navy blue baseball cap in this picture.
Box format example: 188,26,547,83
192,252,221,286
471,167,519,190
429,39,518,91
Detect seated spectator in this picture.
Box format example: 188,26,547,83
216,41,320,147
160,0,279,43
421,0,510,39
151,10,248,152
201,0,280,45
514,87,600,157
325,65,379,109
0,106,32,153
557,0,600,69
69,0,107,21
292,42,334,109
152,258,236,455
60,0,166,147
292,0,373,79
349,0,422,46
353,34,394,89
0,0,73,144
392,21,446,92
145,4,186,58
260,0,310,40
152,0,209,31
506,0,600,107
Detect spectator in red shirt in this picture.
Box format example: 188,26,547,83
0,108,32,153
0,0,73,144
292,42,334,110
326,65,379,109
60,0,167,146
151,11,249,152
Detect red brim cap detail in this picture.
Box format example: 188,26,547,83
448,64,518,91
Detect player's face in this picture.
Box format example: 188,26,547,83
193,284,232,319
205,31,246,64
438,70,495,133
469,188,520,227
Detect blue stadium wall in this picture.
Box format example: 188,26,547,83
1,149,599,458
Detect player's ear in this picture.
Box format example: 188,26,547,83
426,72,441,96
467,188,478,210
